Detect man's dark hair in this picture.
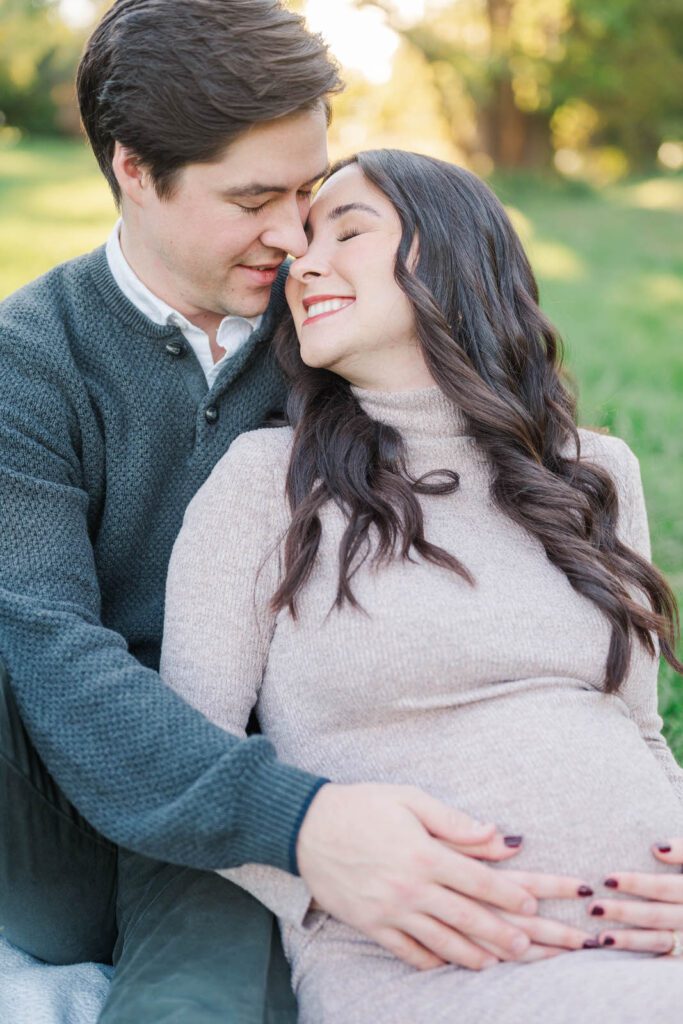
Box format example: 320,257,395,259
77,0,343,204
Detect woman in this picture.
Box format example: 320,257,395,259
161,150,683,1022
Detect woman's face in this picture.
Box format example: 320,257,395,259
285,163,433,390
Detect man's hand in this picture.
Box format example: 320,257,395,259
296,783,592,971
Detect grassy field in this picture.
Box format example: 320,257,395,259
2,138,682,757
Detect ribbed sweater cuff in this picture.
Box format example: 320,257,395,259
237,758,330,875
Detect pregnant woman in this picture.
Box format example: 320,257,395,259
160,150,683,1022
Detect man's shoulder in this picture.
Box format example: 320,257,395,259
0,247,108,355
1,247,106,314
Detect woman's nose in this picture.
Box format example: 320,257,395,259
288,252,329,283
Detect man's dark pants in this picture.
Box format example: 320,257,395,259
0,662,297,1022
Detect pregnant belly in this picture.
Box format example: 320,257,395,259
285,687,683,932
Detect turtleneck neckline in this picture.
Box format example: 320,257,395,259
350,385,470,439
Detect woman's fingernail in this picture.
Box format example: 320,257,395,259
604,878,618,889
601,935,615,946
591,905,605,916
656,844,672,853
583,938,600,948
577,885,594,897
504,835,523,848
482,956,498,968
511,934,530,955
521,898,537,915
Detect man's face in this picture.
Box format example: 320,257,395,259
125,106,329,320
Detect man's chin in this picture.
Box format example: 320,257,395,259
223,280,280,319
219,294,271,320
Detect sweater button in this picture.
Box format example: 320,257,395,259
165,341,185,357
205,405,219,424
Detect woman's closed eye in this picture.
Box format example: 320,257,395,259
337,228,361,242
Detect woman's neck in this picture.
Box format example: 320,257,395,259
350,384,470,440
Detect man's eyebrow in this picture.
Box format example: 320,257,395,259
220,168,330,199
328,202,381,220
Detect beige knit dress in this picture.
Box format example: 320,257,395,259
160,386,683,1024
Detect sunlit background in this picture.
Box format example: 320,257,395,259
1,0,682,750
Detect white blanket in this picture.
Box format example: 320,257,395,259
0,936,112,1024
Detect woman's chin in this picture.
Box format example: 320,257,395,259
299,347,342,372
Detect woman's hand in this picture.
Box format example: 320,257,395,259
588,839,683,956
443,838,596,961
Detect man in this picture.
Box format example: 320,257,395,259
0,1,576,1020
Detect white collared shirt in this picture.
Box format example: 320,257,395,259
105,220,262,389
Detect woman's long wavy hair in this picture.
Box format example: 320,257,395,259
271,149,682,693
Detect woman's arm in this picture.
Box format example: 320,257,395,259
590,433,683,803
161,428,315,926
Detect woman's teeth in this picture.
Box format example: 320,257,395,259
307,298,354,318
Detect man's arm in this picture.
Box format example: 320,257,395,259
0,321,323,873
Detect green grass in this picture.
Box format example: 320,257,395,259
2,138,682,758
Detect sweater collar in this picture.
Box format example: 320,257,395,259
350,385,470,439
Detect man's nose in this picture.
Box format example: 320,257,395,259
261,207,309,260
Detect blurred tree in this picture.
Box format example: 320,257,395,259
356,0,683,173
0,0,85,136
555,0,683,165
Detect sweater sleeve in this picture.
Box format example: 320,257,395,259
160,430,316,926
0,317,323,872
590,434,683,806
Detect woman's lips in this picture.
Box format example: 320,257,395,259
303,299,356,327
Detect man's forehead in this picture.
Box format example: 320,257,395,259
207,107,329,184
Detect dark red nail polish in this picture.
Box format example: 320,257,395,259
504,835,523,848
577,886,594,897
657,844,672,853
591,906,605,916
601,936,615,946
583,939,600,948
604,878,618,889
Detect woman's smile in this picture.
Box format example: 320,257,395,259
302,295,356,327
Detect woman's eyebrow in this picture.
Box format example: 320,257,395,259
304,201,382,239
327,202,381,220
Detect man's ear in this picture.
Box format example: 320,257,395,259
112,142,150,208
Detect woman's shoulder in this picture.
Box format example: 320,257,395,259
577,427,639,477
208,424,294,484
183,426,294,529
576,429,644,520
221,424,294,469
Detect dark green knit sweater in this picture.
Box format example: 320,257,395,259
0,246,324,873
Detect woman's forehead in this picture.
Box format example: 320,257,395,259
308,164,391,225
